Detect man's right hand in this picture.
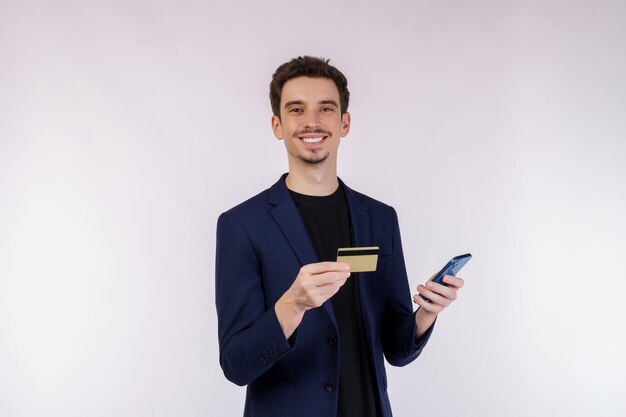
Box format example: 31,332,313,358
275,262,351,339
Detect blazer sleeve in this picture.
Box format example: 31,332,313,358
381,208,434,366
215,211,296,386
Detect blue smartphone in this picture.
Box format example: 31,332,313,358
420,253,472,301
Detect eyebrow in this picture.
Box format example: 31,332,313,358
283,99,340,108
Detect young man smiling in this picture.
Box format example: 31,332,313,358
215,56,464,417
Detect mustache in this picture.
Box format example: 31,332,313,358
295,128,330,136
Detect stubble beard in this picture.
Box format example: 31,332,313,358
299,150,329,165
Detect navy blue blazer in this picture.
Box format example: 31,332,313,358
215,175,433,417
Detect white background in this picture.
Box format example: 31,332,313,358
1,1,625,416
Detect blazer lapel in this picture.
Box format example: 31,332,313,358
269,175,319,267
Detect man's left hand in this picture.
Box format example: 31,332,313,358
413,275,464,337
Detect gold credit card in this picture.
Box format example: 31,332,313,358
336,247,379,272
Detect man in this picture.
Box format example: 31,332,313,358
215,56,464,417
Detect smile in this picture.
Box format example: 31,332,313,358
301,136,325,143
296,133,330,146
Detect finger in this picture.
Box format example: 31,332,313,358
416,285,450,307
317,276,348,289
442,275,464,288
302,261,351,274
425,281,457,301
413,293,443,314
313,271,351,286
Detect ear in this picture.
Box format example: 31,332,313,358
271,114,283,140
340,112,351,137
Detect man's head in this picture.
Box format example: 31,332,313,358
270,57,351,168
270,56,350,120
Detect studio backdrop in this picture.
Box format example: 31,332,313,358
1,1,625,416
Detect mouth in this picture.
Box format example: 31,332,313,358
296,134,330,147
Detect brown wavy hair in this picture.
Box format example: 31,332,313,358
269,56,350,119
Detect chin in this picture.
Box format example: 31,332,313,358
299,153,329,165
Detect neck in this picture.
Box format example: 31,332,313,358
285,161,338,196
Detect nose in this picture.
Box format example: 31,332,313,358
304,111,321,129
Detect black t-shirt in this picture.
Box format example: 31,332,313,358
290,184,379,417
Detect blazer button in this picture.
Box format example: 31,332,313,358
328,336,337,346
325,382,336,392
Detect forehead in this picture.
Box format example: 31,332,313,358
280,76,340,105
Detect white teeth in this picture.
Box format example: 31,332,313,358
302,136,324,143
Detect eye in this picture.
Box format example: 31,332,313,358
321,107,335,112
289,108,303,113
